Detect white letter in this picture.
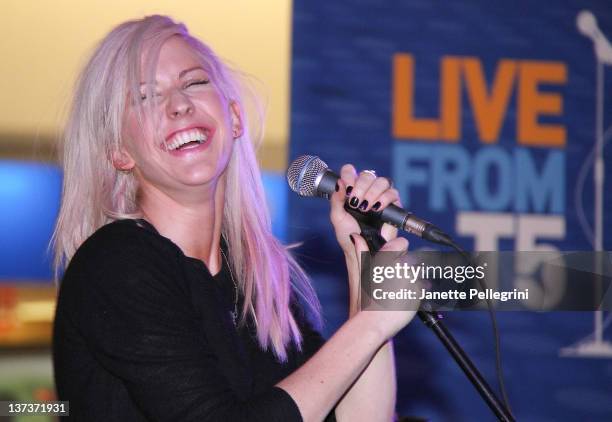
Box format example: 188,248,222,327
373,266,384,283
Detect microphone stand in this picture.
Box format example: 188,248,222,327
351,207,515,422
416,312,514,422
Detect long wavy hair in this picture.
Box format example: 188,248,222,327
52,15,322,361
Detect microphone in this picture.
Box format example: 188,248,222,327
577,10,612,64
287,155,454,246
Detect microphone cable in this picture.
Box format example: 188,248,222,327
447,239,514,419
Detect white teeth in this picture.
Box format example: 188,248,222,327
166,128,209,151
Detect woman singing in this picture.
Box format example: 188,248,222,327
52,15,416,421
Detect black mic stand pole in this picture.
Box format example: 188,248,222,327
416,311,514,422
352,210,515,422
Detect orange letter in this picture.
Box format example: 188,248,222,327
393,53,441,140
463,58,516,143
440,56,461,142
517,61,567,147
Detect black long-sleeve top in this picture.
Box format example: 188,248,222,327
53,219,335,421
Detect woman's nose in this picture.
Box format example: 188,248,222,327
166,90,194,118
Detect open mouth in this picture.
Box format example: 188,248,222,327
165,127,211,151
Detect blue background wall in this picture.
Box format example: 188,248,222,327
0,161,61,280
289,1,612,420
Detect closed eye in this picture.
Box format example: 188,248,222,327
185,79,210,88
138,79,209,101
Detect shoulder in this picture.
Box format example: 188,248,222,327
56,220,193,327
61,219,181,293
71,219,175,269
79,219,168,257
55,223,203,358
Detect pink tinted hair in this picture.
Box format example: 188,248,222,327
52,15,322,361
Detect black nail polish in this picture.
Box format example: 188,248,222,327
373,201,381,211
349,234,355,244
346,186,353,195
335,183,339,192
349,197,359,207
359,200,369,211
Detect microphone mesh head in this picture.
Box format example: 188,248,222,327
577,10,596,35
287,155,329,197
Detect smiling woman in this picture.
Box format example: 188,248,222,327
51,14,416,422
116,36,240,200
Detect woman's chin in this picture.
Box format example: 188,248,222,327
176,172,222,189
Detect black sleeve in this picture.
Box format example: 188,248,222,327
63,226,303,422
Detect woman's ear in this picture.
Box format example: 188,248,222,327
229,101,243,139
111,148,135,171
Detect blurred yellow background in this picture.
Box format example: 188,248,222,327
0,0,291,168
0,3,292,410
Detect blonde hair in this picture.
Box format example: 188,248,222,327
52,15,322,361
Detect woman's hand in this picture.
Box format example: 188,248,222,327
329,164,408,317
329,164,402,257
349,232,418,341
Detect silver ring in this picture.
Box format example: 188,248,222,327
362,169,377,177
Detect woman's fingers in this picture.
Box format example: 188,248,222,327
354,177,393,212
331,163,406,247
345,170,399,214
369,187,400,213
340,164,358,198
346,170,377,210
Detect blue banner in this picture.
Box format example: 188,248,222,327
290,1,612,420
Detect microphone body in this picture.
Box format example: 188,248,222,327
288,155,453,246
577,10,612,63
